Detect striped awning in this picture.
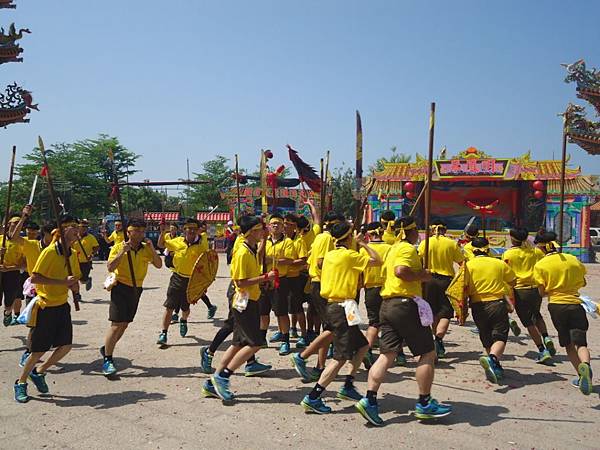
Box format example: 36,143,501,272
591,201,600,211
144,212,180,221
197,211,231,222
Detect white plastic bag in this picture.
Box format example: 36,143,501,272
17,295,38,325
232,290,249,312
413,296,434,327
341,299,362,326
580,296,598,319
103,273,117,291
22,276,36,298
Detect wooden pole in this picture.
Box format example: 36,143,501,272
234,154,241,220
324,150,330,214
409,180,429,217
319,158,325,220
355,111,363,224
1,146,16,265
423,103,436,269
558,119,568,253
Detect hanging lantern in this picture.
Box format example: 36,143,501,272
405,191,415,200
403,181,415,192
533,190,544,199
532,180,545,191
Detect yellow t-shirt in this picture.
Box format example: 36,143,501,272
33,243,81,307
360,241,391,288
265,236,295,277
466,256,515,303
302,223,320,252
107,230,125,245
286,234,304,278
382,230,396,245
463,241,475,261
164,236,205,277
108,241,156,287
22,238,44,274
232,234,245,256
502,245,543,289
418,235,464,277
308,231,334,281
533,252,586,305
380,241,422,299
231,242,261,301
76,234,99,263
320,247,370,301
0,235,23,267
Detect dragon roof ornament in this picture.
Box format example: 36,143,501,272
0,82,38,128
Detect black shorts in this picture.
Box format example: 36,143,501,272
548,303,588,347
364,286,383,327
379,297,434,357
514,287,543,328
423,274,454,319
258,277,291,317
15,271,28,300
471,299,509,348
30,302,72,353
310,282,332,330
232,300,264,347
109,281,143,323
288,276,306,315
0,270,20,308
163,272,190,313
79,262,93,282
327,302,368,361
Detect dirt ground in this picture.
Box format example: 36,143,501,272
1,254,599,450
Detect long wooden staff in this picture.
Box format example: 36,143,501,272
1,146,16,265
423,103,436,270
108,149,137,288
409,180,429,216
558,113,568,253
234,154,241,220
38,137,80,311
323,150,330,214
353,178,376,231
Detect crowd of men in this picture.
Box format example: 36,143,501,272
1,200,593,427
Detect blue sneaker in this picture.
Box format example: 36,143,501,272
355,397,384,426
211,374,234,402
19,350,30,368
269,331,284,343
306,330,318,343
535,349,553,365
337,385,362,401
102,359,117,376
3,312,12,327
570,377,580,389
28,370,49,393
479,356,501,384
310,367,324,382
201,380,218,398
470,326,479,335
509,319,521,337
10,315,19,326
290,327,299,339
14,381,29,403
244,360,272,377
300,395,331,414
544,336,557,356
207,305,217,320
290,353,310,381
157,332,168,346
434,339,446,358
296,337,307,349
396,353,407,367
279,341,291,356
577,363,593,396
170,313,179,324
327,344,334,359
200,346,214,374
179,320,188,337
414,398,452,420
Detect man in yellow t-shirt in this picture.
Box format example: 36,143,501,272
209,215,276,402
418,220,464,358
533,231,592,395
14,216,81,403
0,213,26,327
101,219,161,377
76,219,99,292
101,220,125,246
466,237,515,385
503,227,555,364
298,198,321,340
461,224,479,261
356,216,451,426
299,221,381,414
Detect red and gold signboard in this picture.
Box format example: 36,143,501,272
435,158,510,178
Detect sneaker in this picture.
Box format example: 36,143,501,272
355,397,384,426
577,363,593,396
170,313,179,324
470,326,479,335
327,344,334,359
310,367,324,382
509,319,521,337
102,359,117,376
396,353,407,367
290,327,299,339
544,336,557,356
279,341,291,356
14,381,29,403
244,360,272,377
570,377,580,389
201,379,218,398
300,395,331,414
290,353,310,381
19,350,30,368
29,370,49,393
479,356,500,384
3,312,12,327
157,332,168,346
179,320,188,337
306,330,318,343
535,349,553,365
269,331,284,343
200,346,214,374
337,385,362,401
434,339,446,358
207,305,217,320
296,337,307,349
85,277,92,291
363,349,374,370
414,398,452,420
211,374,234,402
10,315,19,326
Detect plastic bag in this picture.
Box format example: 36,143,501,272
103,273,117,291
22,277,36,298
341,299,362,326
232,290,249,312
413,296,434,327
580,296,598,319
17,295,38,325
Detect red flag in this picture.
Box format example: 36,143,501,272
287,145,321,192
39,165,48,177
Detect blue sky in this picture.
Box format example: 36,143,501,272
1,0,599,188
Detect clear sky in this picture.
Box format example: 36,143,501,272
1,0,599,185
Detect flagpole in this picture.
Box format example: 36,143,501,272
1,146,16,265
423,103,435,270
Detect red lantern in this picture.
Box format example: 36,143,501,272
403,181,415,192
405,191,415,200
532,180,544,191
264,150,273,159
533,190,544,199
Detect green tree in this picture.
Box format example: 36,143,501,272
369,146,411,174
330,166,356,218
188,155,235,211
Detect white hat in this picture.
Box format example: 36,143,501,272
227,220,233,226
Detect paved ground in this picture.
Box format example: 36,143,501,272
0,255,599,450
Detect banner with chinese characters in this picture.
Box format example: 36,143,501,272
435,158,510,178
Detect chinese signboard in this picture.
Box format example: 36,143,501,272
435,158,510,178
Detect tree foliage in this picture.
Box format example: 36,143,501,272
187,155,235,211
369,146,411,175
330,166,356,218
